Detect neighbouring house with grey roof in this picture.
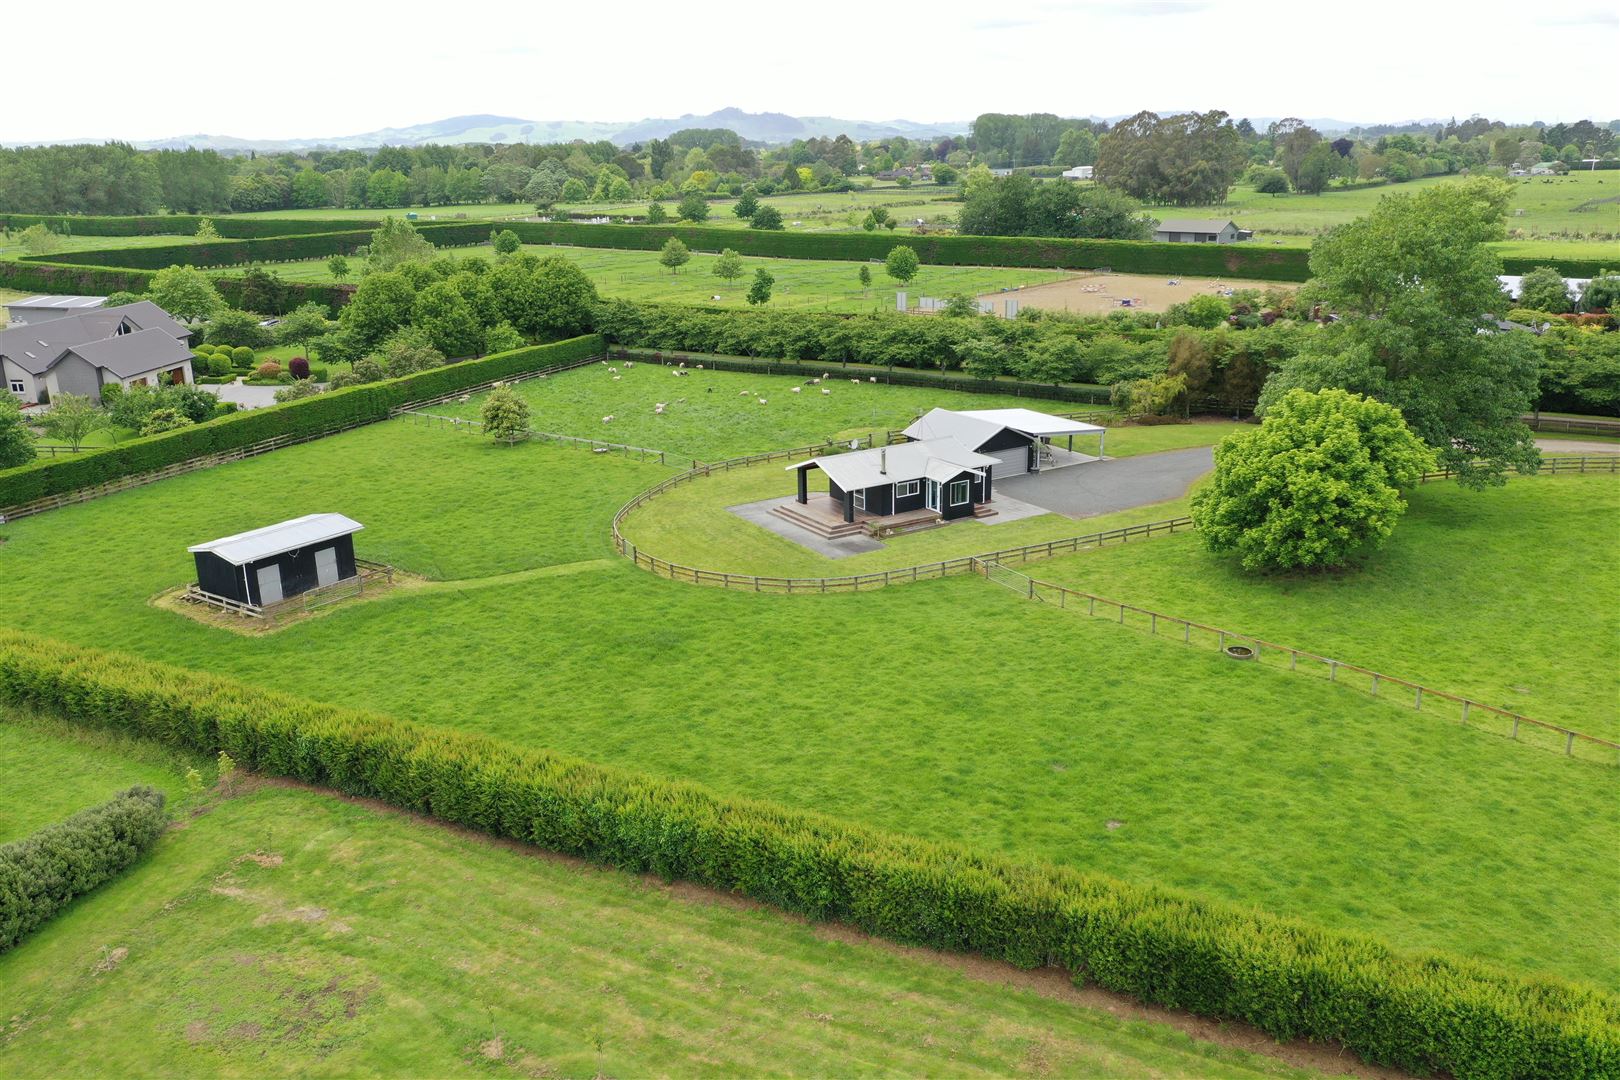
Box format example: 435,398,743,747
1,301,194,405
1152,218,1247,244
189,514,364,608
4,294,108,327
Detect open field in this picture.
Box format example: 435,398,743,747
0,377,1615,989
1158,172,1619,244
1034,476,1620,738
214,242,1072,312
980,270,1292,315
230,202,535,222
558,182,964,232
0,233,211,257
0,718,1341,1079
432,361,1101,460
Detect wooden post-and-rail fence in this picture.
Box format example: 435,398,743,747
974,558,1620,767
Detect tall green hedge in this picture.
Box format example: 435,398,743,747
0,259,354,315
0,631,1613,1079
0,214,378,238
0,784,168,953
505,221,1318,281
23,222,489,272
0,334,604,511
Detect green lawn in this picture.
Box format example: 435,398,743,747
215,242,1071,313
0,233,209,258
559,182,964,233
434,361,1107,461
1029,475,1620,739
0,404,1614,990
0,720,1331,1080
229,202,534,222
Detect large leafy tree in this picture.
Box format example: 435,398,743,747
1516,266,1573,314
957,174,1152,240
1261,177,1539,487
884,245,920,286
659,237,691,275
481,384,531,446
338,271,417,352
145,265,223,323
412,281,486,359
1095,110,1247,205
365,217,435,272
1192,388,1434,571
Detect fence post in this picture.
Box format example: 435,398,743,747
1329,661,1338,682
1414,686,1422,710
1461,700,1469,726
1371,674,1379,697
1567,731,1575,756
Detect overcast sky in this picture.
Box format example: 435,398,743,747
7,0,1615,143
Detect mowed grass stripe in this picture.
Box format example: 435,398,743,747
0,753,1330,1078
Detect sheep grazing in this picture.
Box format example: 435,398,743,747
612,375,621,381
602,415,614,423
624,361,634,368
739,390,750,397
696,364,704,370
822,372,829,379
791,386,802,393
757,398,768,405
868,376,877,383
850,378,860,385
821,388,831,396
608,367,618,374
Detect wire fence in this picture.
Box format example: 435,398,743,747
975,559,1620,767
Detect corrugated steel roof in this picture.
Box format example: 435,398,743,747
787,437,996,490
1153,218,1237,233
8,294,108,311
188,514,364,566
902,407,1103,448
955,408,1105,437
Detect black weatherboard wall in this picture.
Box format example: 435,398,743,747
193,534,358,606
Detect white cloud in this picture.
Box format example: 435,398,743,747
2,0,1613,143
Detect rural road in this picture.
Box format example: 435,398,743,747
995,446,1215,519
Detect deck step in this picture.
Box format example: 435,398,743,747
770,503,868,539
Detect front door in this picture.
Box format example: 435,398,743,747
924,479,940,512
255,564,284,605
314,547,339,587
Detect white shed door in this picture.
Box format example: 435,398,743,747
314,547,339,587
256,565,284,605
988,447,1030,478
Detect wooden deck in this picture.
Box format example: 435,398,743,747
769,496,996,540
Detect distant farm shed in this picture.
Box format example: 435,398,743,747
5,294,107,327
1152,218,1248,244
189,514,363,608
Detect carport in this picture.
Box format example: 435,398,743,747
902,407,1106,478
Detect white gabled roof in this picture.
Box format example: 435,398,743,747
188,513,363,566
902,407,1103,448
788,437,997,491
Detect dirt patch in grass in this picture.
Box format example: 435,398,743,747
93,946,129,974
149,572,430,636
979,270,1291,315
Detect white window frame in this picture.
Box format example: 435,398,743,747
948,479,970,507
895,479,920,498
852,488,866,511
7,380,23,394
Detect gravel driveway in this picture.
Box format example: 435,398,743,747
993,447,1215,519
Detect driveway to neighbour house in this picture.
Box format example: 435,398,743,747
994,447,1215,519
198,380,294,410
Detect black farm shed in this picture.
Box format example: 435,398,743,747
188,514,364,608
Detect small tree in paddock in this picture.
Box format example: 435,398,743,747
327,254,349,278
733,189,759,219
645,201,668,224
482,384,531,446
750,205,784,230
858,264,872,292
491,229,521,257
1191,388,1434,571
712,248,745,284
194,218,221,241
746,269,775,306
659,237,691,274
677,192,710,222
884,245,920,286
38,393,105,451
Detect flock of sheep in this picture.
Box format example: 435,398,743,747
596,360,878,423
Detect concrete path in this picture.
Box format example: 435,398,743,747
1535,438,1619,454
994,447,1215,519
728,497,885,558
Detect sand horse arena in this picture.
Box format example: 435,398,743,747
976,271,1292,316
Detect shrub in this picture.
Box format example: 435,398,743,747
308,365,329,383
289,357,310,380
256,361,282,379
350,357,385,383
0,785,168,953
207,356,233,377
273,381,324,404
231,346,255,366
1191,388,1435,570
139,407,194,436
0,630,1613,1080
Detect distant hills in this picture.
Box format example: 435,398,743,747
15,109,1465,153
114,109,970,154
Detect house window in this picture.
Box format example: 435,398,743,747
948,479,970,506
7,380,23,394
852,489,866,511
895,479,921,498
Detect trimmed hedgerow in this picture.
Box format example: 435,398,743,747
0,334,604,510
0,260,353,316
0,631,1613,1079
24,222,490,272
0,784,168,953
502,221,1317,282
0,214,378,239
